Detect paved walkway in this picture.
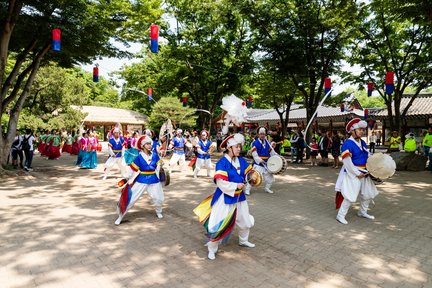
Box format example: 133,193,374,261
1,149,431,288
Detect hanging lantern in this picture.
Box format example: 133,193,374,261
182,96,187,107
150,24,159,53
147,88,153,101
340,103,345,112
385,72,394,95
93,66,99,82
247,95,253,107
367,82,374,97
52,28,61,52
364,108,369,119
368,119,375,130
324,77,332,96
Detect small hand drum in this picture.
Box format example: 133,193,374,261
246,170,262,187
366,152,396,180
266,155,287,174
159,168,170,186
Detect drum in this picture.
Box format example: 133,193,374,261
366,152,396,180
159,168,170,186
209,142,217,153
266,155,288,174
246,170,262,187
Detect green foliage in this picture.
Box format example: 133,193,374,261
344,0,432,130
148,97,197,130
121,0,256,128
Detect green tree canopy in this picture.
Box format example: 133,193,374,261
0,0,163,167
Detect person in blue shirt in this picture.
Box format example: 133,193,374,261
115,134,165,225
103,128,128,180
335,118,379,225
245,127,277,195
193,130,214,178
194,133,255,260
168,129,189,173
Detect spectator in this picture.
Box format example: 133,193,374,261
295,134,305,163
309,137,319,166
11,131,24,169
319,131,331,166
290,131,299,163
376,131,382,146
271,129,283,154
388,131,401,152
422,126,432,156
404,132,417,153
331,131,341,169
369,131,377,153
22,129,35,171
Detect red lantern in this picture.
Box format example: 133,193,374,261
93,66,99,82
182,96,187,107
385,72,394,94
340,103,345,112
150,24,158,53
364,108,369,119
367,82,373,97
324,77,331,96
52,28,61,51
147,88,153,101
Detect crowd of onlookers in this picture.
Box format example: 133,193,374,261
8,125,432,173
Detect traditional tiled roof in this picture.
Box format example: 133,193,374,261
246,105,363,123
72,105,147,125
372,94,432,119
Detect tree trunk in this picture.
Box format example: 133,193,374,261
0,43,49,167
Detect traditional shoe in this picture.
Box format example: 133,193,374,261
265,188,274,194
245,190,250,196
336,215,348,225
114,216,122,225
207,251,216,260
102,175,107,180
239,241,256,248
357,212,375,220
156,212,163,219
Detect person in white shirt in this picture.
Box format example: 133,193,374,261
369,131,377,153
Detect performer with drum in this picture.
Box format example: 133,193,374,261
102,128,128,180
335,118,379,225
193,133,255,260
168,128,189,173
245,127,277,195
115,134,165,225
193,130,214,178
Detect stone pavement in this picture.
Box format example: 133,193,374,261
1,149,431,288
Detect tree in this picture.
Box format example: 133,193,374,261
345,0,432,132
121,0,256,129
0,0,162,167
239,0,359,143
147,96,197,130
254,67,297,139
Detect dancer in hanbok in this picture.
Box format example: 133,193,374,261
335,118,379,225
46,131,61,160
80,132,98,169
62,132,73,154
124,131,139,165
194,133,255,260
70,130,80,155
168,129,188,173
76,132,88,166
245,127,277,195
103,128,127,180
115,134,165,225
193,130,213,178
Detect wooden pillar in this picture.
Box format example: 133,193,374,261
329,119,333,136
